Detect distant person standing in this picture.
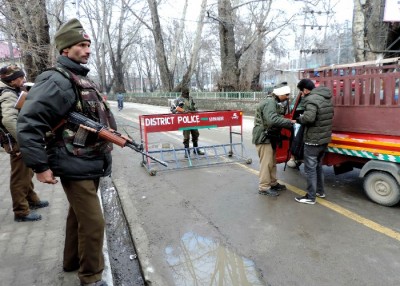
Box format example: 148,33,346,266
171,88,205,157
252,85,295,197
117,92,124,111
294,79,333,205
0,65,49,222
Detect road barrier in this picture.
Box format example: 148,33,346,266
138,110,252,175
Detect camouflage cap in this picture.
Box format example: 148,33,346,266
0,65,25,83
54,18,91,53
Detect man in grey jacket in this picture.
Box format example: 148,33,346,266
295,79,334,205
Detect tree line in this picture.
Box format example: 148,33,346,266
0,0,398,93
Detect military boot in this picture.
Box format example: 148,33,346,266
193,142,205,155
184,144,190,158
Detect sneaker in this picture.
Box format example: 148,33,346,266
295,195,315,205
258,189,279,197
271,183,286,191
316,192,326,198
287,159,297,168
29,200,49,209
14,212,42,222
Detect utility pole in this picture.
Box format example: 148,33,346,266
298,0,331,68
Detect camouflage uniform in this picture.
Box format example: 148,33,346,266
172,90,204,155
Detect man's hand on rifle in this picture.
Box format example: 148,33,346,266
36,169,58,184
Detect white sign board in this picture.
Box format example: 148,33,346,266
383,0,400,22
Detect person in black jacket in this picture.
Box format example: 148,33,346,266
294,79,334,205
17,19,110,286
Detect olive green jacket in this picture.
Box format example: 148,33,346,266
0,81,20,141
174,95,196,112
252,95,293,145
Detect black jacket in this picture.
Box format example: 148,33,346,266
297,86,334,145
17,56,112,179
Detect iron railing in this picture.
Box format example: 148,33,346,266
124,91,267,101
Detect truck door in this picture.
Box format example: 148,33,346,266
275,92,303,163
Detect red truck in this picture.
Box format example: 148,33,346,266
277,57,400,206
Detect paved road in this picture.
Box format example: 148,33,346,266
109,102,400,286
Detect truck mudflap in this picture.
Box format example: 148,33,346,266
360,160,400,206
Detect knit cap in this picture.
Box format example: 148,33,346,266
0,65,25,82
54,18,91,53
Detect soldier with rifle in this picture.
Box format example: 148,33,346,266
17,19,111,286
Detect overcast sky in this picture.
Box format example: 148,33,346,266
160,0,354,26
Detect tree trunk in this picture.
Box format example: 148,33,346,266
250,36,264,91
5,0,51,80
174,0,207,91
353,0,390,61
218,0,239,92
147,0,174,91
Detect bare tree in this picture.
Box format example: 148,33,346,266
174,0,208,91
145,0,174,91
82,0,141,94
0,0,51,80
208,0,296,91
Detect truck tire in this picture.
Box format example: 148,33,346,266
363,171,400,206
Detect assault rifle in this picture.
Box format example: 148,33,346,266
65,112,168,167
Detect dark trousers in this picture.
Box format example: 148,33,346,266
10,153,40,217
183,129,200,147
61,178,104,284
303,144,328,199
117,98,123,110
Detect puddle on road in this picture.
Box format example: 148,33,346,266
165,232,265,286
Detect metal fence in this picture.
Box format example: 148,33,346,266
125,91,266,101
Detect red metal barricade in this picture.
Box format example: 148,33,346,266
139,110,252,175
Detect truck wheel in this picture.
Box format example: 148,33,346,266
363,171,400,206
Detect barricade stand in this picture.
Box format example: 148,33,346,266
139,110,252,175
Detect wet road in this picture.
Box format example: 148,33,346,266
108,102,400,286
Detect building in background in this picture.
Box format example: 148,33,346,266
0,39,22,66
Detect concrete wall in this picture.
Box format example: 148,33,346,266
109,95,259,116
